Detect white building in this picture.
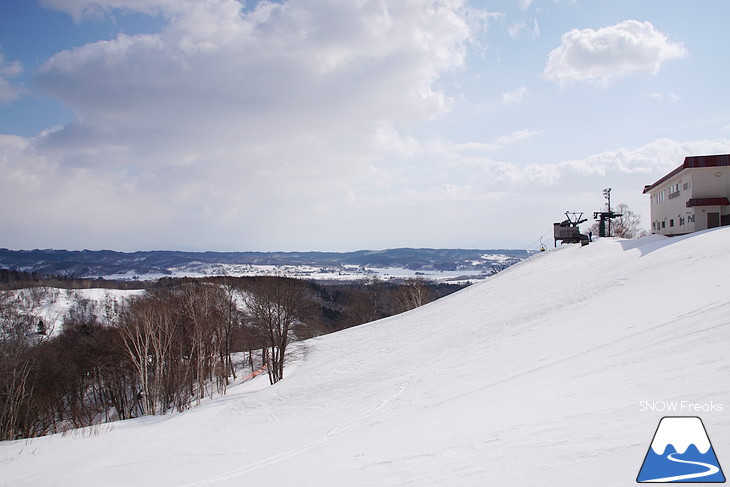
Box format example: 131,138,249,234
643,154,730,235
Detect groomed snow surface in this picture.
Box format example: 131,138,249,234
2,229,729,486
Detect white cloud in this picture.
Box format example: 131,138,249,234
0,51,23,103
501,86,527,104
0,132,179,249
508,21,526,39
427,137,730,195
11,2,724,251
36,0,472,144
645,91,681,103
3,0,485,250
377,129,686,203
371,137,730,245
451,129,539,153
543,20,687,86
493,129,540,146
505,138,730,185
508,18,540,39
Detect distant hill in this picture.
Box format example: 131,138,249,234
0,247,529,280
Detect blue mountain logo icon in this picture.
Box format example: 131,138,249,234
637,416,725,483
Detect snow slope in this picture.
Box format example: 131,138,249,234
33,288,146,333
2,229,729,486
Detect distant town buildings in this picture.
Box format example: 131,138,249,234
644,154,730,235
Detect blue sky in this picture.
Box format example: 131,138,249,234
1,0,729,252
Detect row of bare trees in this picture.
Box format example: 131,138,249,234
320,278,437,328
0,278,317,440
118,284,237,416
0,291,40,439
1,276,459,440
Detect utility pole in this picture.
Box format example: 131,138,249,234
604,188,612,237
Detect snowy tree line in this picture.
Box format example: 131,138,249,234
0,276,464,440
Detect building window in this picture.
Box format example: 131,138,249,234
662,221,666,229
688,214,695,223
683,181,691,191
652,222,656,230
669,183,680,199
680,217,685,226
670,219,674,227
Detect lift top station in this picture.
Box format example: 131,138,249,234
553,211,590,247
593,187,622,237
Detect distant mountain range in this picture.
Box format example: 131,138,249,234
0,248,530,281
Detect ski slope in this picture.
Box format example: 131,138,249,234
2,229,729,486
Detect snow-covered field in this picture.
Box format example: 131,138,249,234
99,263,496,283
2,229,729,486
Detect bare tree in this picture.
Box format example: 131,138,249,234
119,291,180,415
394,279,433,312
216,281,247,387
180,282,234,404
244,277,315,384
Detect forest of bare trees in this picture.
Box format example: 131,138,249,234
0,276,464,440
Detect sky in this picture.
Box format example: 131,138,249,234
1,0,729,252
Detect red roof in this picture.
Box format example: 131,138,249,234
643,154,730,193
684,154,730,168
686,197,730,207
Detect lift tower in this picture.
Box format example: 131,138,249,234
593,188,623,237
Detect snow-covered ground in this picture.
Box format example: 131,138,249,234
2,229,729,486
10,288,146,335
98,263,497,283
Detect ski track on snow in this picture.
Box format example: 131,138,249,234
178,384,406,486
